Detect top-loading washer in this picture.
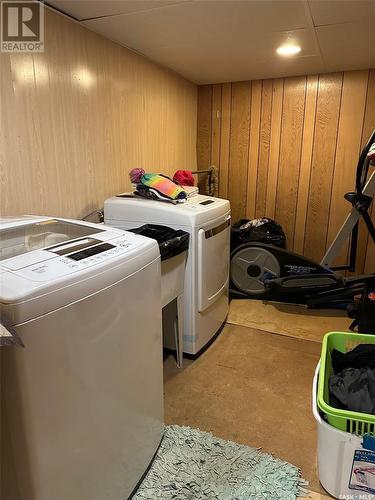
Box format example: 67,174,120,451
104,194,231,355
0,216,163,500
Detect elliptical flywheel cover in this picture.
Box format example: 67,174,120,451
230,245,281,295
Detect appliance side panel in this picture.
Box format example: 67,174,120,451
2,260,163,500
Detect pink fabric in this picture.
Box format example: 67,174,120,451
173,170,195,186
129,168,145,184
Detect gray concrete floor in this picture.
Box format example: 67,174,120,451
163,322,329,496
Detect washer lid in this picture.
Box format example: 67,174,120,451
0,216,160,324
0,217,105,264
104,194,231,227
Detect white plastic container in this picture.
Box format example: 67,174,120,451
161,251,187,367
313,364,375,499
161,252,186,308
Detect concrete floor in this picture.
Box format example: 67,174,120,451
164,321,330,497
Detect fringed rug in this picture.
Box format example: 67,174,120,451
133,425,308,499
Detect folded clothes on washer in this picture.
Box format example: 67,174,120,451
129,168,187,202
140,173,187,201
329,344,375,415
182,185,199,197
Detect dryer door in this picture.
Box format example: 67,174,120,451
197,214,231,312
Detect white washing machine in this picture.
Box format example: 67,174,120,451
0,216,163,500
104,194,231,355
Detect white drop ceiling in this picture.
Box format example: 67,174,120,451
47,0,375,84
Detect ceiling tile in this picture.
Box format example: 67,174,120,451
316,19,375,72
308,0,375,26
148,47,325,84
144,31,322,83
47,0,189,21
82,1,320,83
83,0,310,48
47,0,375,84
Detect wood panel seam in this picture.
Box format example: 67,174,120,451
324,72,344,253
292,75,308,247
301,75,319,255
273,78,286,223
254,80,263,218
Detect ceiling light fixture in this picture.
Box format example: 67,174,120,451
276,43,301,57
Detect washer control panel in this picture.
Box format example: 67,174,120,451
68,242,115,261
12,236,139,282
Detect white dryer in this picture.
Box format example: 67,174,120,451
0,216,163,500
104,194,231,355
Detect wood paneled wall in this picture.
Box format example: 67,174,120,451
0,8,197,219
197,70,375,274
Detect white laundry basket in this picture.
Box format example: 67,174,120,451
313,363,375,499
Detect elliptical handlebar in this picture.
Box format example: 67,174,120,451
356,128,375,194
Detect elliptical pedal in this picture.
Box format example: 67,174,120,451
265,274,344,294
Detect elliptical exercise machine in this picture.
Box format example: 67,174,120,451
230,129,375,308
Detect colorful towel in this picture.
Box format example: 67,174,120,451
140,173,187,201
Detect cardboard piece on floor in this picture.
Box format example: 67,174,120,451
227,299,351,343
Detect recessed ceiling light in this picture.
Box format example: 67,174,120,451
276,44,301,56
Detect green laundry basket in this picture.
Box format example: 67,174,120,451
317,331,375,436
